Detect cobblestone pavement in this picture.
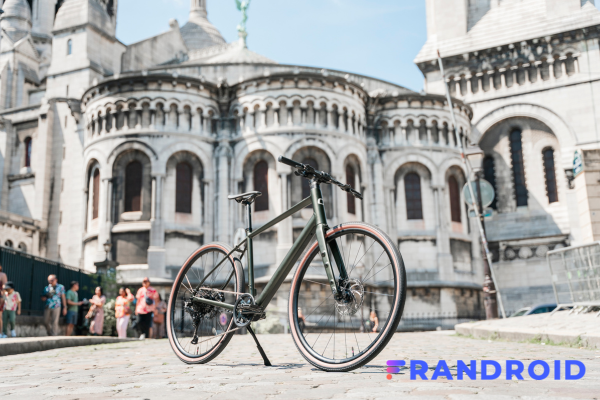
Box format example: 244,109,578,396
1,331,599,399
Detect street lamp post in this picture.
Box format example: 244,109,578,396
94,241,119,292
465,149,499,319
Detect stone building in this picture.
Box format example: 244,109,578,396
417,0,600,312
3,0,596,319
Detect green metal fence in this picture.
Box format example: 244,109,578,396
0,247,96,316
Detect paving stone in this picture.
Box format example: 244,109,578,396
1,332,599,399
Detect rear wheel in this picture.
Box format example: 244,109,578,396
167,242,244,364
289,222,406,372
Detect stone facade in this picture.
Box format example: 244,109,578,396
7,0,597,320
417,0,600,313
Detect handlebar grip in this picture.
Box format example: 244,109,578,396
278,156,304,169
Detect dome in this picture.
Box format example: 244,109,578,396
180,16,226,50
53,0,114,36
180,0,226,50
1,0,32,22
203,39,276,64
0,0,32,44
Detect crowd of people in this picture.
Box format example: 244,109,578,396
0,262,168,340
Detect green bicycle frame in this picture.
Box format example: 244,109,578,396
192,181,349,311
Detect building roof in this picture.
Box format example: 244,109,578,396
180,14,226,50
53,0,114,36
416,0,600,63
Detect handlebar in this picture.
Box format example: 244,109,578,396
277,156,363,200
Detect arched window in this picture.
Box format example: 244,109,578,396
404,173,423,220
4,240,13,248
18,242,27,253
301,158,318,200
448,176,461,223
346,165,356,214
253,161,269,211
124,161,142,212
509,129,528,207
24,137,32,167
67,39,72,55
92,169,100,219
543,148,558,203
483,156,498,210
176,162,193,214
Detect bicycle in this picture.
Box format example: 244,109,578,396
166,156,407,372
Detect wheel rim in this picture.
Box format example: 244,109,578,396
170,247,238,359
293,228,399,364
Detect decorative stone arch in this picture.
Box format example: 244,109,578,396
289,145,334,217
83,148,108,174
85,158,102,232
473,103,577,168
383,152,439,188
164,151,204,224
241,149,277,213
283,137,337,174
232,138,284,181
107,140,158,180
157,141,213,177
112,148,153,222
333,144,368,180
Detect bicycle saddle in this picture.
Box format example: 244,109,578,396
228,191,262,205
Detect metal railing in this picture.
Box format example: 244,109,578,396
547,242,600,316
0,247,96,316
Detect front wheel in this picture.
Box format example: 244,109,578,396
289,222,407,372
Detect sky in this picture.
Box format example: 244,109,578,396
116,0,428,92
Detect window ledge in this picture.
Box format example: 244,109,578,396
112,221,151,233
121,211,143,221
8,171,35,182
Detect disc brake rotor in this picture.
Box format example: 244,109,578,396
335,279,364,316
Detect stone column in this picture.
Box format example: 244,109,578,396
273,106,280,127
191,109,200,132
148,174,166,277
433,185,453,281
276,172,293,266
215,141,232,243
96,176,112,262
203,179,214,242
260,108,266,129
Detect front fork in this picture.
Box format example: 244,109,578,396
310,182,349,299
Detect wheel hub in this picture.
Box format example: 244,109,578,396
335,279,364,316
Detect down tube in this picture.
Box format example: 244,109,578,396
255,215,317,308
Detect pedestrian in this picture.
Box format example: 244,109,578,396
369,310,379,333
0,263,7,336
135,277,158,340
41,275,67,336
65,281,83,336
297,307,306,332
88,286,106,336
1,282,21,338
115,286,134,339
153,293,167,339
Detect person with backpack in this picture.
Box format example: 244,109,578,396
135,277,158,340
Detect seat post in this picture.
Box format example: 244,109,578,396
245,202,255,296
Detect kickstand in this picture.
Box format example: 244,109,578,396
247,325,272,366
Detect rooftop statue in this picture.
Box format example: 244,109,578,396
235,0,251,46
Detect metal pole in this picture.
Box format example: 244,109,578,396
437,50,507,318
477,175,498,319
